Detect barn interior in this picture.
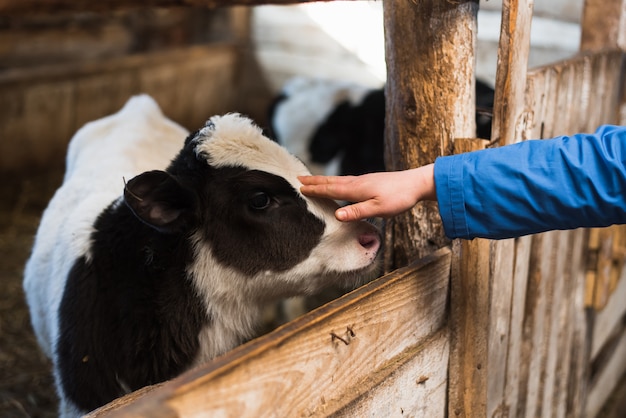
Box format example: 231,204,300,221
1,1,625,417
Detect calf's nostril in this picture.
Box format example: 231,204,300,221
358,233,380,251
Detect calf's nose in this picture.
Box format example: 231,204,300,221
358,232,381,254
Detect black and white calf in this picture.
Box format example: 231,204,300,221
268,76,495,176
23,95,382,417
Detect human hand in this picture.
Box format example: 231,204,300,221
298,164,436,222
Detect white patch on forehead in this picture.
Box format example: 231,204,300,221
195,113,310,179
193,113,343,232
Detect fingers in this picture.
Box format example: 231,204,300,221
299,176,360,202
298,175,355,185
335,202,375,222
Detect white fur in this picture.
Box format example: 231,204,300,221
24,98,380,417
197,113,377,267
190,114,381,363
23,95,187,416
273,76,372,175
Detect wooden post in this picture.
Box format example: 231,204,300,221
580,0,626,52
580,2,626,416
447,1,534,417
581,0,626,127
382,0,479,269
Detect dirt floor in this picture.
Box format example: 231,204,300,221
0,167,63,418
1,165,625,418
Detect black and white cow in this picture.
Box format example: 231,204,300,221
268,76,494,176
23,95,382,417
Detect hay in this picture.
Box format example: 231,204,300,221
0,167,63,418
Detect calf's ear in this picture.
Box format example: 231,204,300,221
124,170,194,233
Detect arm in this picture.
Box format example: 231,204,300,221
436,125,626,239
300,125,626,240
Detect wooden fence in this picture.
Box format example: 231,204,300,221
2,0,625,416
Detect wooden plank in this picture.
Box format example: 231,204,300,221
520,231,557,417
592,228,618,309
0,44,238,172
563,229,590,418
0,21,133,68
447,154,490,417
0,0,318,15
541,230,572,418
490,0,533,146
586,327,626,417
524,50,623,133
518,50,598,418
0,80,75,170
382,0,478,268
580,0,626,51
501,235,531,417
332,327,449,418
554,229,588,418
591,265,626,359
88,248,451,417
447,0,536,414
536,66,583,417
445,139,518,418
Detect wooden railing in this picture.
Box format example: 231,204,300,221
89,248,452,417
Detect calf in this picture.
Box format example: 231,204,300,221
23,95,382,417
268,76,494,176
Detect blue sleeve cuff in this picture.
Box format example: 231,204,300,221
434,154,469,239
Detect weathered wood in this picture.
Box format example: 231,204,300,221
514,48,626,418
331,327,449,418
474,4,533,415
580,0,626,51
0,9,228,68
447,138,491,418
516,50,604,418
490,0,533,146
382,0,478,268
581,0,626,151
0,44,238,171
88,248,451,417
447,1,533,417
560,229,589,418
591,267,626,359
0,0,322,15
586,327,626,417
501,235,532,417
520,232,557,417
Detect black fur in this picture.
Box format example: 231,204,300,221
58,202,206,412
271,79,494,176
309,88,385,176
57,134,326,411
196,168,325,276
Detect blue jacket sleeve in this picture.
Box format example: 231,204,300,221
434,125,626,240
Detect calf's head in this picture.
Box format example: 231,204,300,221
124,113,381,303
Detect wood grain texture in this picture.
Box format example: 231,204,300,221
586,329,626,417
331,327,449,418
591,267,626,359
580,0,626,51
0,0,328,15
382,0,478,268
447,139,490,418
490,0,533,146
0,44,238,171
88,248,451,418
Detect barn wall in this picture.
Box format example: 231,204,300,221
0,7,248,172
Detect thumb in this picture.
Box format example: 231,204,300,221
335,202,373,222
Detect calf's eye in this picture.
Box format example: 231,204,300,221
248,192,271,210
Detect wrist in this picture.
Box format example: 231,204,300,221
413,164,436,201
